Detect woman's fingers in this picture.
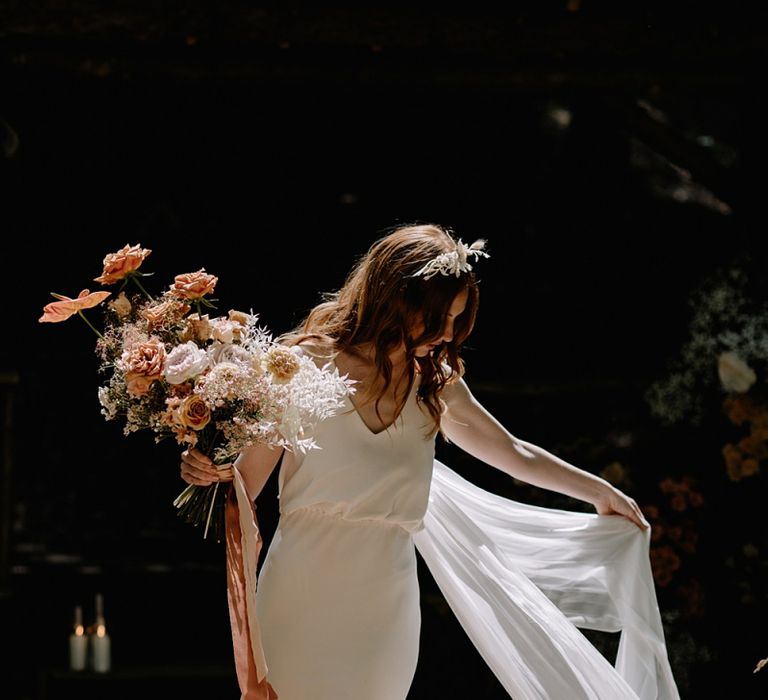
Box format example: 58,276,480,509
181,450,218,484
625,499,650,530
598,491,651,531
182,448,216,471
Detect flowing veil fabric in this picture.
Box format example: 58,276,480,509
412,459,681,700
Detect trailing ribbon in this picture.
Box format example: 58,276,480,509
225,471,279,699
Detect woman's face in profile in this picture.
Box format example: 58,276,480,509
410,287,469,357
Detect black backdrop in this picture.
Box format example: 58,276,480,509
2,6,766,699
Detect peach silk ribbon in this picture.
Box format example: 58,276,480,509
225,468,279,699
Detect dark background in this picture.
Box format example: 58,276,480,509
1,4,766,699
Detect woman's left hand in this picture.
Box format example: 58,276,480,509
593,485,650,531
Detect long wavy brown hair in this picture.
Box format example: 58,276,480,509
278,223,484,436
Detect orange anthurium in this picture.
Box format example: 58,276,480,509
39,289,111,323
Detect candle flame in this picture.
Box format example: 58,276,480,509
97,624,106,637
74,624,84,636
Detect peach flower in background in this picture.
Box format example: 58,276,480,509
39,289,111,323
649,545,681,587
94,244,152,285
170,269,218,300
717,350,757,394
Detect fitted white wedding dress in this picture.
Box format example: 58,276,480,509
231,366,680,700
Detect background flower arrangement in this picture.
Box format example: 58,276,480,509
642,252,767,676
39,244,353,542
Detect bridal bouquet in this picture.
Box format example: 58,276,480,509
39,244,353,541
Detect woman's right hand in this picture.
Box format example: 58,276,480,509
180,447,228,486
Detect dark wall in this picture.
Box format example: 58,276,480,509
2,7,766,699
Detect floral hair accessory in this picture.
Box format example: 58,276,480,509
412,239,490,280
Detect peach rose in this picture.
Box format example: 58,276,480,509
39,289,111,323
178,394,211,431
169,269,218,300
179,313,212,342
227,309,250,340
125,372,157,397
228,309,250,326
120,338,166,396
94,244,152,285
108,291,132,319
142,299,191,330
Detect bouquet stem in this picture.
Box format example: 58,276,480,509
173,476,230,543
203,481,220,540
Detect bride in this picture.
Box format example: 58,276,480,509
181,222,680,699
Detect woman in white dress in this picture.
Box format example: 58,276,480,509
180,223,676,700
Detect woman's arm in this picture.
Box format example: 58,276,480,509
440,377,649,529
180,442,285,503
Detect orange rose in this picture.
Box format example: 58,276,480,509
169,269,218,300
94,244,152,285
178,394,211,431
39,289,111,323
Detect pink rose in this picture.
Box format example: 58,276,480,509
169,269,218,300
94,244,151,285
